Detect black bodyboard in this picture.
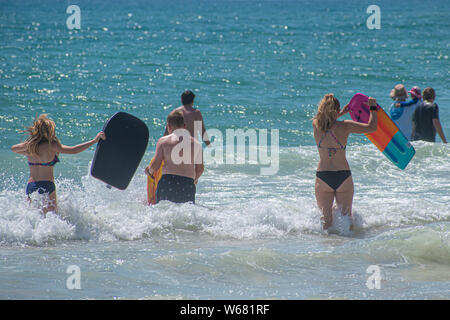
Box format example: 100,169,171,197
91,112,149,190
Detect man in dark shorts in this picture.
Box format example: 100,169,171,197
411,87,447,143
145,110,204,204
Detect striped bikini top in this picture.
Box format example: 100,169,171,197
317,129,346,158
28,155,60,167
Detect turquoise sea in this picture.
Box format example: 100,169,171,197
0,0,449,299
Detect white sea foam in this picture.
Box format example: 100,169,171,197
0,143,449,246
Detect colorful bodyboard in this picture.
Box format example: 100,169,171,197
348,93,415,170
147,158,164,205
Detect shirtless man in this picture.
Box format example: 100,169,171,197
145,110,204,204
164,90,210,146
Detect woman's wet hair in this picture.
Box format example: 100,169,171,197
24,114,60,156
314,93,341,132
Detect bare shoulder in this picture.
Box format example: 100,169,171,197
335,120,346,127
157,135,170,145
50,141,62,151
342,119,357,125
341,119,355,129
186,108,203,120
195,108,203,118
332,120,350,134
173,106,185,114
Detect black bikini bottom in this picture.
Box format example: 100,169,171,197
316,170,352,192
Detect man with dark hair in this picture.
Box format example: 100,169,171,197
146,110,204,204
164,90,210,146
411,87,447,143
181,90,195,105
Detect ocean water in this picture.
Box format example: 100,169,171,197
0,0,449,300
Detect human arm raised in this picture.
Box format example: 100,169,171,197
395,98,418,108
337,104,349,118
53,131,105,154
11,142,29,155
343,97,378,134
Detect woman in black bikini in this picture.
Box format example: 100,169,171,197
313,94,378,230
11,114,105,214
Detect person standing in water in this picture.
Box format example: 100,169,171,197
146,110,204,204
164,90,210,146
313,94,378,230
411,87,447,143
11,114,105,214
389,85,422,140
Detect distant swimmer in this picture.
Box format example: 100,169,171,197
313,94,378,230
11,114,105,215
411,87,447,143
164,90,211,146
389,85,422,140
145,110,204,204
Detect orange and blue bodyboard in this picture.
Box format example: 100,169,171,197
348,93,415,170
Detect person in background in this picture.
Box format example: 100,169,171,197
164,90,210,146
412,87,447,143
313,94,378,230
389,85,422,140
11,114,105,214
394,86,422,108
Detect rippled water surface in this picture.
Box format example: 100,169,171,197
0,0,449,299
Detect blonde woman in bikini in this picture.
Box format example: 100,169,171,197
313,94,378,230
11,114,105,214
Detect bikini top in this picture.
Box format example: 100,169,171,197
28,155,60,167
317,129,346,158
